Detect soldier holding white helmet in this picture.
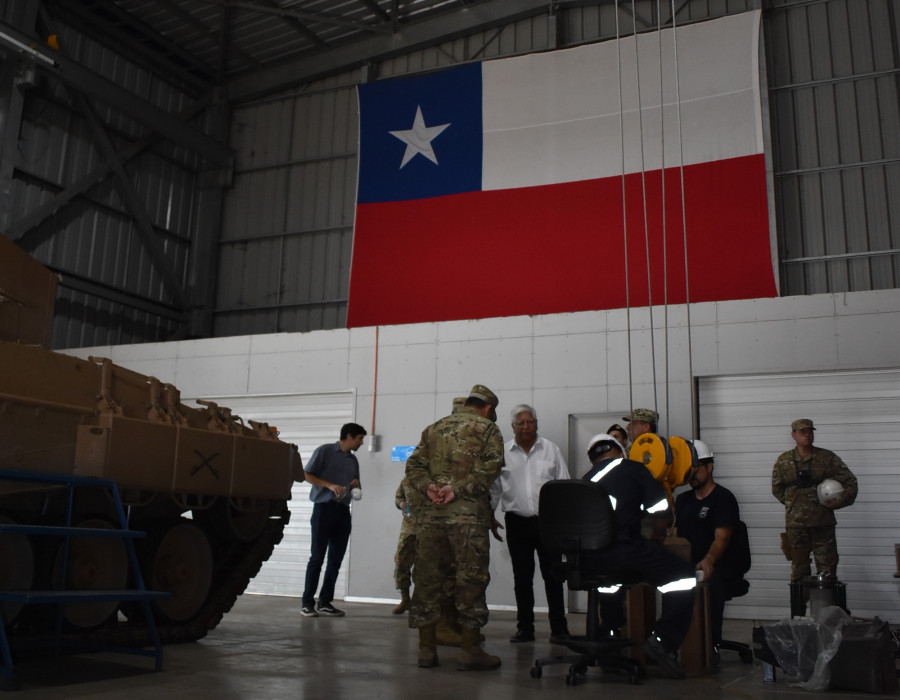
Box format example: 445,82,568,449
771,419,858,590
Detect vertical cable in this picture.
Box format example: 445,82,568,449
670,0,696,439
657,0,670,437
632,0,658,416
615,1,634,414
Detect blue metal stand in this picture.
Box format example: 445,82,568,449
0,469,170,689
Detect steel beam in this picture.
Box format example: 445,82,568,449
55,271,186,322
75,92,187,307
4,97,209,242
226,0,555,102
0,20,233,168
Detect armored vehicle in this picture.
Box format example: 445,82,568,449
0,235,301,651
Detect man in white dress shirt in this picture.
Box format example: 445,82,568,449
490,404,570,643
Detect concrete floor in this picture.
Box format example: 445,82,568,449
6,595,898,698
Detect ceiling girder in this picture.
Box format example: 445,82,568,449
151,0,261,76
201,0,392,37
254,0,329,49
226,0,555,102
46,0,218,88
0,20,234,168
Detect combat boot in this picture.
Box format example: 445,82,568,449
436,618,463,646
392,588,410,615
457,626,501,671
418,623,438,668
436,604,464,646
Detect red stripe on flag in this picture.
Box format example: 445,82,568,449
347,154,775,328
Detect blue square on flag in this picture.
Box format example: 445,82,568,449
357,63,482,204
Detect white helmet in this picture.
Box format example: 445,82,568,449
691,439,714,461
588,433,624,456
817,479,844,504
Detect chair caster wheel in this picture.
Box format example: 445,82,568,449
530,666,542,679
565,665,583,686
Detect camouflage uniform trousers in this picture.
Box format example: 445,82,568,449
786,525,838,581
408,520,491,630
394,519,417,590
395,519,463,625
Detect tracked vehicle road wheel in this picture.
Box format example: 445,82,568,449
53,518,128,628
0,515,35,626
147,520,214,623
196,497,270,543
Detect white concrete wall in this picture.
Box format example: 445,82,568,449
65,289,900,618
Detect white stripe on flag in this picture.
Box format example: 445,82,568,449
481,11,762,190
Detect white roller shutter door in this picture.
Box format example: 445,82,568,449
190,392,356,597
696,369,900,621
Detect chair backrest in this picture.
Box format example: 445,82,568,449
724,520,751,576
722,519,752,599
538,479,616,555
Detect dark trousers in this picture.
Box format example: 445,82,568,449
706,568,731,645
505,512,568,635
302,502,352,608
584,537,696,650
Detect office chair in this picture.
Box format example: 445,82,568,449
717,520,753,664
530,479,643,686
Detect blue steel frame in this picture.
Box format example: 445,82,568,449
0,469,169,689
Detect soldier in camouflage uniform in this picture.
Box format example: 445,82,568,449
772,418,858,583
391,397,467,619
623,407,659,444
406,384,504,671
392,476,421,614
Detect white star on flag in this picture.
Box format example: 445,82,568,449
389,106,450,168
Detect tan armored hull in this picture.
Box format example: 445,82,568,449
0,235,301,652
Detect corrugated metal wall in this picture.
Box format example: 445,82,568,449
216,74,359,336
217,0,899,338
5,12,205,348
767,0,900,295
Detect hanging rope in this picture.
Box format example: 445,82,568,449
669,0,696,439
656,0,671,438
631,0,659,418
615,1,634,415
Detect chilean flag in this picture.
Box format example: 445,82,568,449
348,11,776,328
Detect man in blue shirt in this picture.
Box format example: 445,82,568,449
301,422,367,617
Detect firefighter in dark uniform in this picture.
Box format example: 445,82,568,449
582,433,697,679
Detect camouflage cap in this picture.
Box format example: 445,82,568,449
791,418,816,431
622,408,659,424
451,396,467,414
468,384,499,408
